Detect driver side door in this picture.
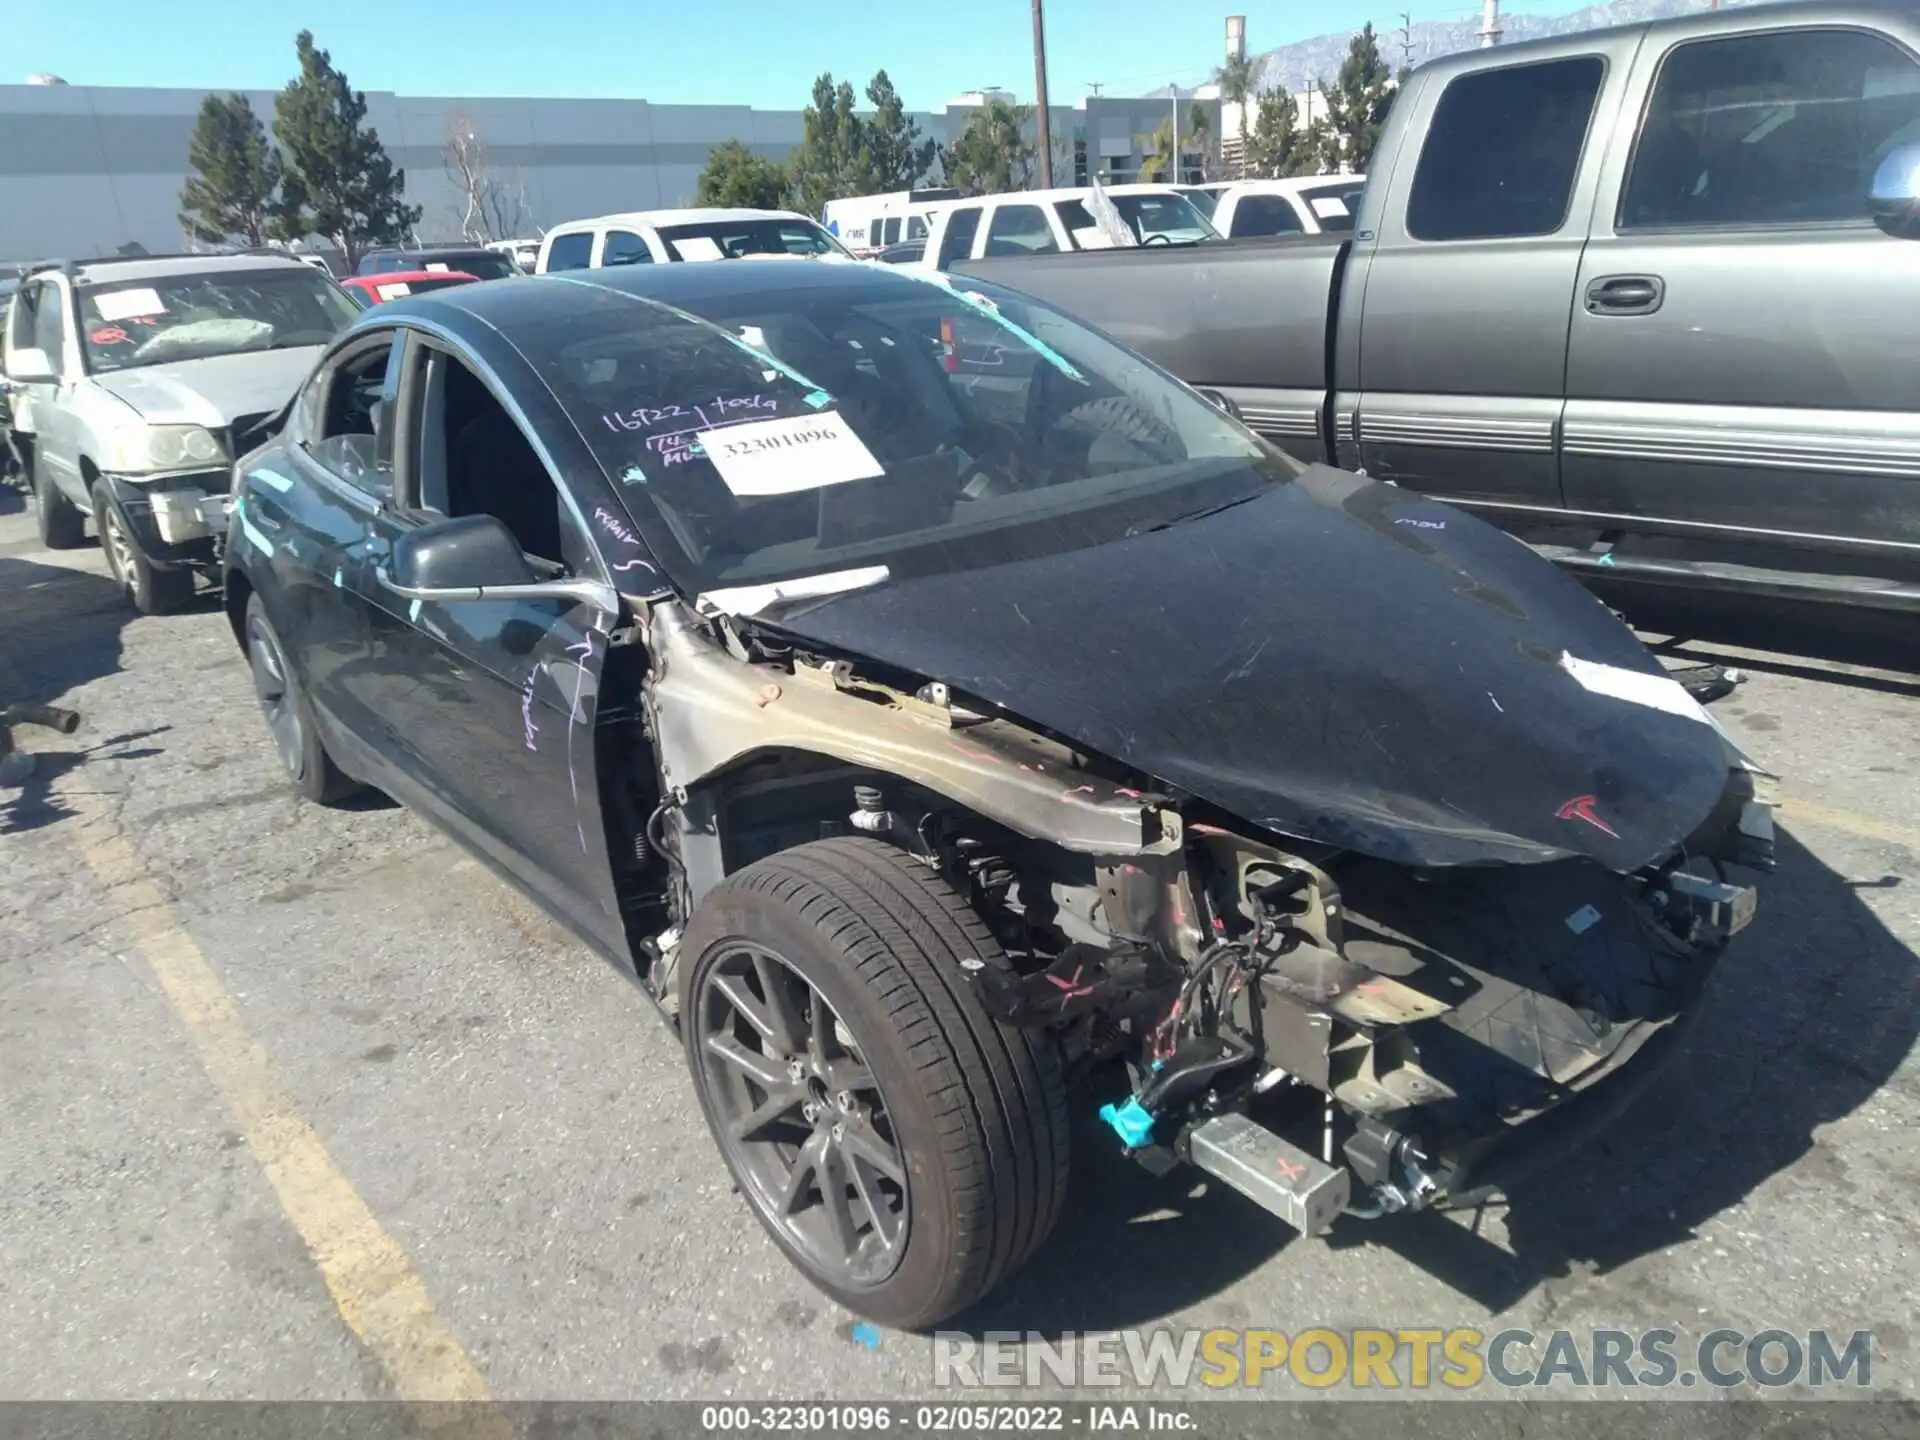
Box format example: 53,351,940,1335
363,335,629,956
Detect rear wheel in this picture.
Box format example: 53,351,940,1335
243,592,359,805
33,456,87,550
94,483,194,615
679,837,1069,1329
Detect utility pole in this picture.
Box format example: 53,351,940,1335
1479,0,1503,47
1032,0,1055,189
1398,11,1416,67
1087,81,1104,97
1171,85,1181,184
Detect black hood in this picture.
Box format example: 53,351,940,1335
766,467,1740,871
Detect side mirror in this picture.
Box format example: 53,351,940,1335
1869,142,1920,237
6,347,55,383
377,514,618,612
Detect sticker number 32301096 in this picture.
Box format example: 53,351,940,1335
696,410,884,497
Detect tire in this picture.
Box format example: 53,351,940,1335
679,836,1070,1329
242,592,360,805
33,456,88,550
93,482,195,615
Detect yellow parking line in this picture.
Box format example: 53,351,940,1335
6,715,489,1401
1782,797,1920,855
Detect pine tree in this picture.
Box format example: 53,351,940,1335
270,31,421,266
1243,89,1303,180
696,140,792,210
178,93,282,247
944,100,1036,196
1323,23,1397,172
863,71,937,192
787,74,874,218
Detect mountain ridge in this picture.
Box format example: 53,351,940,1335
1252,0,1753,94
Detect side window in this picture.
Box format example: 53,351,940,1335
1407,55,1606,241
936,206,983,267
426,352,565,569
983,204,1061,257
304,336,398,498
881,217,902,245
1233,195,1306,237
906,214,928,240
32,283,66,372
1620,29,1920,230
601,229,653,266
546,232,594,272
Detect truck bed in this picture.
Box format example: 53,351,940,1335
955,235,1345,458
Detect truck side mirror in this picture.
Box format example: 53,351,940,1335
1869,142,1920,238
6,347,56,383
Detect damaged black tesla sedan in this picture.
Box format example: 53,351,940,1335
224,259,1776,1328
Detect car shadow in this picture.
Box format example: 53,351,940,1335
1327,824,1916,1309
1595,583,1920,696
948,824,1914,1335
0,555,148,832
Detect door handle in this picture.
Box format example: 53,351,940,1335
1585,274,1665,316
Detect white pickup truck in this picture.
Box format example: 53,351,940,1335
917,185,1218,270
4,252,358,612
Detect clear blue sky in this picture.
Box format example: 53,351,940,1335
22,0,1603,109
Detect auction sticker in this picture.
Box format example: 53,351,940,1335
93,287,166,321
698,410,884,496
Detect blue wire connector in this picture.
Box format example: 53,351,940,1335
1098,1095,1157,1149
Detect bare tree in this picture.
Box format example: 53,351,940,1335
443,108,514,242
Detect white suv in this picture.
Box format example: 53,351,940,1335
4,253,358,612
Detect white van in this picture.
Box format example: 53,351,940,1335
822,188,963,257
535,208,849,272
918,186,1217,270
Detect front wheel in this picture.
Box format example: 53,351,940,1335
679,837,1070,1329
94,483,194,614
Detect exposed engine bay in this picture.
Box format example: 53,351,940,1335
608,597,1777,1233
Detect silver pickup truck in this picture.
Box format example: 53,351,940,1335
4,253,358,612
958,0,1920,613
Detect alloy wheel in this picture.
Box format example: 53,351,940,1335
693,941,909,1288
102,505,140,603
245,613,306,781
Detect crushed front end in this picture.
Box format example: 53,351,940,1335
954,764,1775,1231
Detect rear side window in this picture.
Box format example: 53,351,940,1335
1407,55,1605,241
601,230,653,266
545,232,594,272
1620,28,1920,230
983,204,1060,257
936,206,983,267
1231,194,1306,237
906,214,927,240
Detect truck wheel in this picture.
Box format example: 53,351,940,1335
94,482,194,615
242,593,360,805
679,837,1069,1329
33,457,88,550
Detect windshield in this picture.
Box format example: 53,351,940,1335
518,271,1298,597
78,269,358,374
1295,178,1367,231
1055,193,1219,247
442,253,518,280
657,219,848,262
1176,187,1224,220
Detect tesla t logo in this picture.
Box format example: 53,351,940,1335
1556,794,1620,838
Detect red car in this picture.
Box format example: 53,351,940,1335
339,269,481,307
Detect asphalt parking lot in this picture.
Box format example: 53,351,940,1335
1,489,1916,1407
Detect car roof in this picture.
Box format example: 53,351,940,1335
370,257,968,340
550,208,815,234
948,185,1187,205
68,253,314,285
1221,175,1367,199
